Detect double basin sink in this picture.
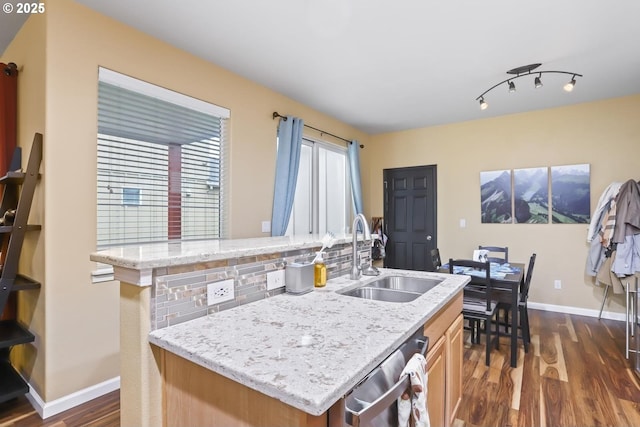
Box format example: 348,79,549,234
337,275,442,303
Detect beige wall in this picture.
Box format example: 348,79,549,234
364,95,640,315
3,0,368,402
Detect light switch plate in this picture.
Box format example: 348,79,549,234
261,221,271,233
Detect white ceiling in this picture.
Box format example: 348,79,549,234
4,1,640,134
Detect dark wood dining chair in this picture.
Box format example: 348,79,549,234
449,258,499,366
496,253,536,352
478,245,509,264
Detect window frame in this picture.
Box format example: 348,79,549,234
286,135,351,236
94,68,230,285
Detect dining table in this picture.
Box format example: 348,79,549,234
441,261,525,368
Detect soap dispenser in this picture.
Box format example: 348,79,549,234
314,251,327,287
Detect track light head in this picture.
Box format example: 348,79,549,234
479,98,488,110
563,75,577,92
508,81,516,93
534,74,543,88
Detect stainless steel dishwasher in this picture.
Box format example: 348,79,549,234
342,328,429,427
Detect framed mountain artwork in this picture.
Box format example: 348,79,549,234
513,167,549,223
550,164,591,224
480,169,512,223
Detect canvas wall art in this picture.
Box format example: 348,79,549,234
513,167,549,223
550,164,591,224
480,169,512,223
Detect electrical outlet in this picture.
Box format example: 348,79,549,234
267,270,285,290
207,279,235,305
554,279,562,290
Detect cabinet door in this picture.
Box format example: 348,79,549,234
446,314,463,425
426,335,446,427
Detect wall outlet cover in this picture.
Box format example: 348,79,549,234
207,279,235,305
266,270,285,290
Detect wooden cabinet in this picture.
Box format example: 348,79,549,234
446,313,463,425
426,334,447,427
423,293,463,427
161,350,330,427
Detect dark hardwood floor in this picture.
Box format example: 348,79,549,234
455,309,640,427
0,309,639,427
0,390,119,427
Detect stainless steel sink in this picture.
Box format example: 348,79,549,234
339,287,422,303
338,275,442,303
367,276,441,294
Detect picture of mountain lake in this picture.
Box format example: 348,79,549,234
551,164,591,224
513,167,549,223
480,169,512,223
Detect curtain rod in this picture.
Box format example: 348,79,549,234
272,112,364,148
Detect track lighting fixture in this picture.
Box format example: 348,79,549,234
475,63,582,110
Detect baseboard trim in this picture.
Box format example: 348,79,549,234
26,376,120,419
528,302,626,322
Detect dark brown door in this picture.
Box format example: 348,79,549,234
383,165,437,271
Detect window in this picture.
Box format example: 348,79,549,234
96,68,229,249
286,137,351,236
121,187,141,206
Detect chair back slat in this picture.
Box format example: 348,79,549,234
478,245,509,264
520,253,537,303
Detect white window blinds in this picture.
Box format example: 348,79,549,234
97,68,229,248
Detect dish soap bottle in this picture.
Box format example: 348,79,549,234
314,251,327,287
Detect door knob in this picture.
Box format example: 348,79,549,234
426,235,432,241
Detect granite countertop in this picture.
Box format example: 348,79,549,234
148,268,469,416
90,234,352,270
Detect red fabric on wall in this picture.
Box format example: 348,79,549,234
0,62,18,321
0,62,18,175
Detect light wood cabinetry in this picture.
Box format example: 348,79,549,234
426,334,447,427
423,293,463,427
446,314,463,425
161,350,331,427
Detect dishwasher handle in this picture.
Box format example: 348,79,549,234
346,372,411,427
345,337,429,427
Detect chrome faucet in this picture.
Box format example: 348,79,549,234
350,213,380,279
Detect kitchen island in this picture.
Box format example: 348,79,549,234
91,235,468,427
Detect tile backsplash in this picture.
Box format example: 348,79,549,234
151,241,371,330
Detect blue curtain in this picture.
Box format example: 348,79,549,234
348,140,364,216
271,116,304,236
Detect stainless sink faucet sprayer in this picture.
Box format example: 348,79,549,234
350,214,381,280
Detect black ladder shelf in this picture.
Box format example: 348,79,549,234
0,133,42,404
